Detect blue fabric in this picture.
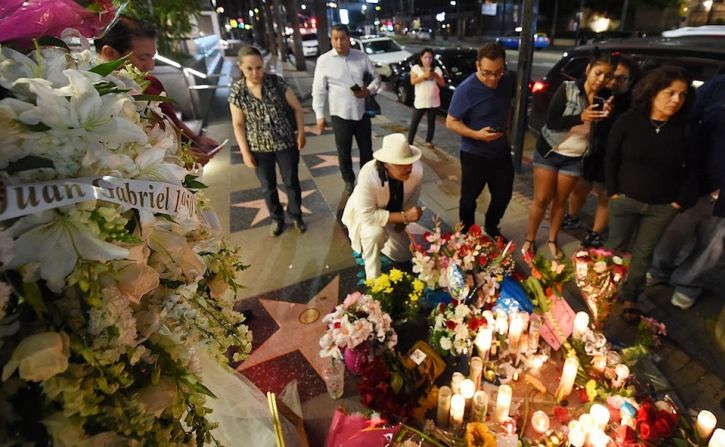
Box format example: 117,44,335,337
692,75,725,217
420,288,452,309
496,276,534,313
447,73,513,158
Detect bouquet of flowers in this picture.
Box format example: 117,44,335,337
622,317,667,363
365,268,425,321
319,292,398,362
572,248,629,329
412,221,515,291
617,400,678,446
0,39,252,445
429,300,486,357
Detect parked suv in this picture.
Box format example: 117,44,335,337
528,37,725,133
351,36,412,79
389,47,478,110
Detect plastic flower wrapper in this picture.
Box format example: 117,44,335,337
572,248,629,329
0,0,126,48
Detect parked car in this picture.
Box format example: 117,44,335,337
351,36,412,79
300,32,319,57
406,28,432,40
496,28,550,50
388,47,478,110
527,37,725,133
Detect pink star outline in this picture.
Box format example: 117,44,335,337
231,187,316,226
309,154,360,170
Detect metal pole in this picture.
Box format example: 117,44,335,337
619,0,629,31
549,0,559,46
511,0,537,173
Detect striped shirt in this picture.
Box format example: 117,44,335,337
228,74,295,152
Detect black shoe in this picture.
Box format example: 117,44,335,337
292,218,307,234
485,226,508,243
344,182,355,194
269,220,284,237
581,231,603,248
562,213,580,230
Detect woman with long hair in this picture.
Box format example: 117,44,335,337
229,46,307,236
407,48,445,147
605,65,697,322
523,52,614,257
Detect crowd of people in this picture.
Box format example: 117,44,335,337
107,17,722,318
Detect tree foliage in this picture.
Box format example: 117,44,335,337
125,0,203,56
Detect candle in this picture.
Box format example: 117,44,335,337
531,410,550,434
472,391,488,422
495,310,508,335
450,394,465,429
508,312,524,351
592,355,607,374
568,421,586,447
696,410,717,442
590,403,610,429
588,428,610,447
436,386,452,428
709,428,725,447
460,379,475,417
451,372,464,395
556,357,579,401
528,315,542,352
494,384,513,423
613,364,630,388
470,356,483,390
579,414,596,434
572,312,589,340
475,328,493,360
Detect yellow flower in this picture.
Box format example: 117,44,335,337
384,287,393,294
388,269,403,283
409,293,419,302
413,279,424,293
465,422,495,447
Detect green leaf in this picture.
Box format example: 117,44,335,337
89,58,127,76
24,122,51,132
183,175,208,190
21,281,46,318
5,155,54,173
672,438,689,447
36,36,70,51
133,94,176,103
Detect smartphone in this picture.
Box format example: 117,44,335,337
488,126,503,133
350,84,362,92
593,96,606,110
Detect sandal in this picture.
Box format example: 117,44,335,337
521,239,535,255
547,240,562,258
621,302,644,324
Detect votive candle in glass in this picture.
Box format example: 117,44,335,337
556,357,579,401
494,384,513,423
451,372,465,395
508,312,524,351
472,390,488,422
588,428,610,447
528,315,542,352
572,311,589,340
613,364,630,388
436,386,452,428
475,328,493,360
531,410,550,434
495,310,509,335
590,403,610,429
568,426,586,447
696,410,717,442
470,356,483,390
460,378,476,417
592,355,607,374
450,394,465,429
709,428,725,447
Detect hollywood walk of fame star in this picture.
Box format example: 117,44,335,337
231,188,317,226
238,276,339,379
309,154,360,170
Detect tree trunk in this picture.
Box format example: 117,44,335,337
619,0,630,31
549,0,559,45
264,2,278,56
313,0,331,54
271,0,287,61
287,0,307,70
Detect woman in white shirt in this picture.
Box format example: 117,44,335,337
407,48,445,148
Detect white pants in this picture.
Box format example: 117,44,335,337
359,223,412,280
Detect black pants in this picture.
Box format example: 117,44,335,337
253,147,302,223
407,107,436,144
331,114,373,184
459,150,514,231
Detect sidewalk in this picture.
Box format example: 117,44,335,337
200,54,723,443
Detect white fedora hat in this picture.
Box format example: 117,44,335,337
372,133,422,165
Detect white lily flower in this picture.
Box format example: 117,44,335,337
133,147,187,184
6,211,129,292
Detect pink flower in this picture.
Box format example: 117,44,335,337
343,292,362,309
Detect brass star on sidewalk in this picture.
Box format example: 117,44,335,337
231,187,316,226
238,276,339,378
309,154,360,170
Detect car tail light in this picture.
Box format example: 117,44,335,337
530,80,548,94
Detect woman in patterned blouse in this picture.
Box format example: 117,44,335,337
229,46,307,236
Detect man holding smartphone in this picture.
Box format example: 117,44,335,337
312,24,381,193
446,43,515,237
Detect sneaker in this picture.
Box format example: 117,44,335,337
562,213,580,230
269,220,284,237
645,272,668,287
292,218,307,234
344,182,355,194
581,231,603,248
671,290,696,310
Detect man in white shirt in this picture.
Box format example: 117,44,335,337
312,24,381,193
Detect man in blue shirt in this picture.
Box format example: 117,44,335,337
446,43,514,238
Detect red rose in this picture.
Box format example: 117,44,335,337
618,425,638,444
469,225,482,237
639,422,653,441
438,303,447,313
446,320,457,330
637,402,653,423
578,387,590,403
333,322,341,329
652,419,673,440
553,406,570,424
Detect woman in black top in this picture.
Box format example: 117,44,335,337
605,66,696,322
229,46,307,236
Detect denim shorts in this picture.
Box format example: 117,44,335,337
533,150,584,177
